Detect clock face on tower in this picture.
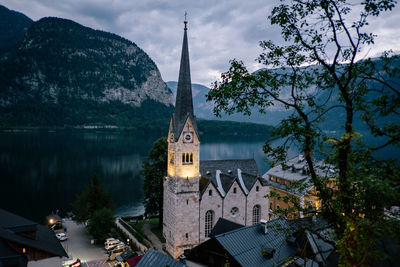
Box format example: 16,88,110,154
183,131,193,143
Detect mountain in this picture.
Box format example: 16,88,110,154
168,57,400,133
167,81,290,126
0,5,33,56
0,15,174,128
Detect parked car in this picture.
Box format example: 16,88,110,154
108,247,127,261
56,232,68,241
105,243,126,255
105,239,121,250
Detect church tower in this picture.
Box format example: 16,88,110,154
163,16,201,259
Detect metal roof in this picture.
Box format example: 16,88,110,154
209,218,244,238
136,248,185,267
199,159,264,198
214,218,297,266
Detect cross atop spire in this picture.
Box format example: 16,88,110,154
184,11,188,29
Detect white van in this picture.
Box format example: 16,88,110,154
104,239,121,250
108,247,127,260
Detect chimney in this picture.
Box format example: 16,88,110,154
260,219,268,234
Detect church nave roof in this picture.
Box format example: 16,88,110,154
199,159,267,198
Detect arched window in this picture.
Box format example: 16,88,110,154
256,186,259,192
205,210,214,238
209,189,212,196
252,205,261,225
233,187,237,194
190,153,193,163
182,153,185,163
186,153,189,162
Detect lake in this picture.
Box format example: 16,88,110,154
0,130,274,223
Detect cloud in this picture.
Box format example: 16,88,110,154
2,0,400,86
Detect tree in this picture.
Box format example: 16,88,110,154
207,0,400,265
87,207,115,242
140,137,167,227
72,174,112,222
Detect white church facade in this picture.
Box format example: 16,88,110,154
162,19,270,259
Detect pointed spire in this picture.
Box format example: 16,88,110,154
172,13,197,141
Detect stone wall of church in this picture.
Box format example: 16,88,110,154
163,178,176,256
245,180,270,226
199,183,223,243
222,180,247,225
164,176,200,258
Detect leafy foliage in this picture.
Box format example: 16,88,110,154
207,0,400,265
87,207,115,242
72,174,112,223
140,137,167,227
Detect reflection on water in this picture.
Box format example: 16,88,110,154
0,131,275,223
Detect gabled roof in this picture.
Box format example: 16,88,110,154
199,159,264,198
136,248,185,267
263,155,334,182
0,209,67,258
188,217,337,267
209,218,244,238
214,218,297,267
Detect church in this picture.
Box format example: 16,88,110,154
163,18,270,259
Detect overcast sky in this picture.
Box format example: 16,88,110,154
3,0,400,86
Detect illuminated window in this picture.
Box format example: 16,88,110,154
170,153,174,164
270,176,274,181
182,153,193,165
276,178,280,183
205,210,214,237
252,205,261,225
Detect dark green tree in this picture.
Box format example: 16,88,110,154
72,174,112,222
87,207,115,242
140,137,167,227
207,0,400,265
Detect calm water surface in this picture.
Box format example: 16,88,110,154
0,131,274,223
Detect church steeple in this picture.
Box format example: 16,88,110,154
172,14,198,142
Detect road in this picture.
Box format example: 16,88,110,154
61,219,112,267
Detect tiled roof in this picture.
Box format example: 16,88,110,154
199,159,263,198
136,248,185,267
0,209,67,258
